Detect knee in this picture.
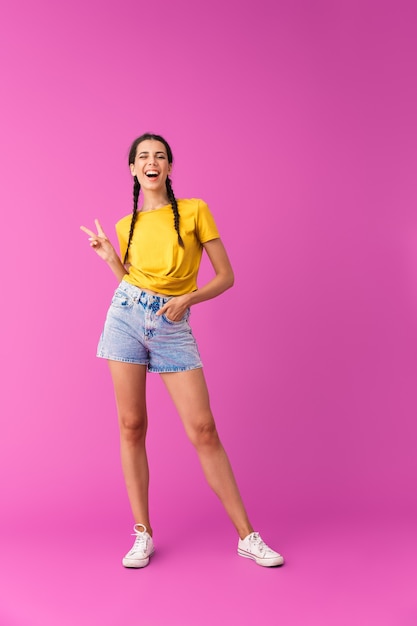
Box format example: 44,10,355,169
189,418,220,449
119,413,147,444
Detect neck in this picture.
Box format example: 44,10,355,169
141,189,170,212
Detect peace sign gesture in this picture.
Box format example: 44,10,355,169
80,219,118,263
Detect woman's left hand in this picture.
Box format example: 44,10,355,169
157,295,191,322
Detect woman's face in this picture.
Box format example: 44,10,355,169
130,139,172,192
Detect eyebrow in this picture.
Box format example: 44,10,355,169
138,151,167,156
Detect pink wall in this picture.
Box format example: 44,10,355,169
1,0,416,537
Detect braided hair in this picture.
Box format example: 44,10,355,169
123,133,184,265
123,175,140,264
166,175,184,248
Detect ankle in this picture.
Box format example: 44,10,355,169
238,525,254,540
133,522,153,537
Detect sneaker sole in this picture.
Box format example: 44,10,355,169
122,549,155,568
238,549,284,567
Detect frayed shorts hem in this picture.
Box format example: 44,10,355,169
96,353,148,365
149,364,203,373
96,352,203,373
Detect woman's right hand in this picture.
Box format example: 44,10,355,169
80,219,117,263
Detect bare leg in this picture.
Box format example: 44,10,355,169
160,368,253,539
108,361,152,535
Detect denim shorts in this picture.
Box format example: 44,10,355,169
97,281,203,373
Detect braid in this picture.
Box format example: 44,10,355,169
166,176,184,248
123,176,140,264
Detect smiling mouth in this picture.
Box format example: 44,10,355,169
146,171,159,179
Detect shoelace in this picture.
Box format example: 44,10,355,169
130,524,149,553
249,532,266,554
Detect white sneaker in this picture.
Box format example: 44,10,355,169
238,531,284,567
122,523,154,568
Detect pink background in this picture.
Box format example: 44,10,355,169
1,0,416,624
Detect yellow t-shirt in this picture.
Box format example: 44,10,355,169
116,198,220,296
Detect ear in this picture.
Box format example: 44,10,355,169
167,163,173,175
130,163,135,176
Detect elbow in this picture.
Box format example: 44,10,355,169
226,270,235,290
215,267,234,293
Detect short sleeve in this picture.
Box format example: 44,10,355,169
196,200,220,243
115,216,130,262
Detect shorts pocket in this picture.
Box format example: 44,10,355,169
111,289,134,309
161,309,190,325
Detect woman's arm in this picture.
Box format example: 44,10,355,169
80,219,128,282
157,238,234,321
188,238,234,304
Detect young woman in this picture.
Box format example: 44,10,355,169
81,133,284,569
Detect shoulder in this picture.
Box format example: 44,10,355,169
177,198,210,214
179,199,219,240
115,214,133,233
